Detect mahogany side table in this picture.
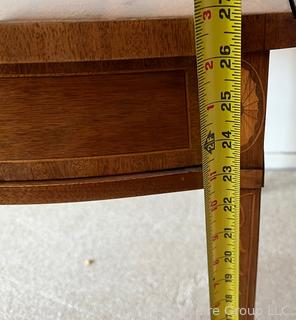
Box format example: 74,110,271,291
0,12,295,319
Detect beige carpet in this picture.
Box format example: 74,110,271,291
0,170,295,319
256,171,296,319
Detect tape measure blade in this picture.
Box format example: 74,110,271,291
194,0,241,319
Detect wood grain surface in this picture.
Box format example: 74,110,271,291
0,71,189,160
0,51,268,181
265,13,296,49
0,14,270,195
240,51,269,169
0,13,294,64
0,55,268,181
0,57,200,181
240,188,261,320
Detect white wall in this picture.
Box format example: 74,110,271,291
265,48,296,169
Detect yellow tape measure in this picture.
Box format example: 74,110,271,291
193,0,241,319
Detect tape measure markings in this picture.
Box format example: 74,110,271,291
194,0,241,319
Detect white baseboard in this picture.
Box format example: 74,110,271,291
265,152,296,169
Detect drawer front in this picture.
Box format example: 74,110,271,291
0,58,201,181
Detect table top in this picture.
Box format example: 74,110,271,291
0,0,291,21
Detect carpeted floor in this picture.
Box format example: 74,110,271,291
0,170,295,319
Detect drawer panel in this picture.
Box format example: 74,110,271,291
0,52,268,181
0,58,201,181
1,72,189,160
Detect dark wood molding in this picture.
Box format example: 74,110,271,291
0,168,263,204
0,13,295,64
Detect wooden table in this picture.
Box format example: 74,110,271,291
0,12,295,319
